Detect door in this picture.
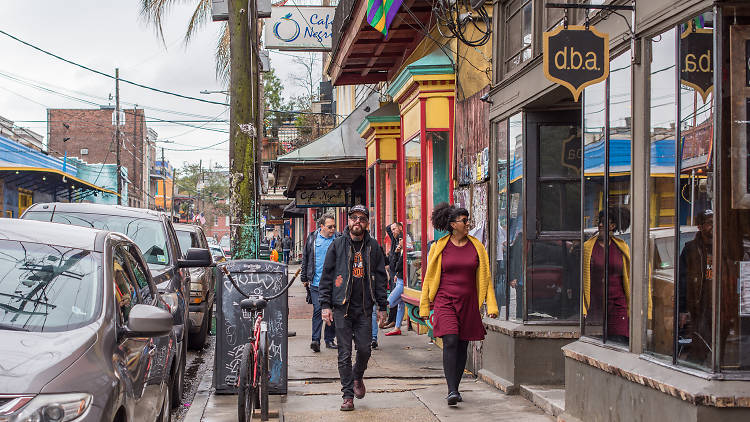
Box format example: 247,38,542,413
112,245,155,421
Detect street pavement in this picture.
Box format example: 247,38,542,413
184,264,553,422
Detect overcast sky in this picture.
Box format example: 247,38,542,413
0,0,310,170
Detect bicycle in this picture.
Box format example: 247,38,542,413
219,265,301,422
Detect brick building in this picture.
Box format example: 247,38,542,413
47,106,154,208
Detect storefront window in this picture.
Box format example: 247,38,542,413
508,113,524,320
368,167,377,239
496,120,509,320
404,136,422,290
504,0,533,74
428,131,451,241
646,27,678,360
582,51,632,346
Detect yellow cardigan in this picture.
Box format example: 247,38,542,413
582,234,652,319
419,234,499,318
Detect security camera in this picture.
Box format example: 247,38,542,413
480,92,493,104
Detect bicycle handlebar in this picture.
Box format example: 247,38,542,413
219,265,301,302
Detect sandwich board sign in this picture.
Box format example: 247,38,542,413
543,25,609,101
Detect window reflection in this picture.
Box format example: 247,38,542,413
508,113,524,320
496,120,509,320
404,136,422,290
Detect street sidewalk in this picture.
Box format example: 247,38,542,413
184,264,553,421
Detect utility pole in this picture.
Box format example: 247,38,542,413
228,0,260,259
133,105,138,208
115,68,121,205
161,147,167,213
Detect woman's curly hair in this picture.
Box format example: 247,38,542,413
431,202,469,232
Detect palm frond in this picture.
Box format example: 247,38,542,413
215,23,231,84
185,0,212,44
139,0,181,43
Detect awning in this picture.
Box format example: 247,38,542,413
0,161,119,201
282,200,306,218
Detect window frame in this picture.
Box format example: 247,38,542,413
502,0,534,76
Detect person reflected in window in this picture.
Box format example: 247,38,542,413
420,203,498,406
113,261,133,320
583,208,631,344
678,209,713,365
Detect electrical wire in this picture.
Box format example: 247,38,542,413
0,28,230,107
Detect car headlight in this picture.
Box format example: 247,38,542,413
4,393,91,422
160,292,179,315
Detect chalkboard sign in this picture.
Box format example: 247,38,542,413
214,260,288,395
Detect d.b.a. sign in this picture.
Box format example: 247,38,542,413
543,25,609,101
680,21,713,102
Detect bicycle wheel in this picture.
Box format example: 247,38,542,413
258,332,269,420
237,343,256,422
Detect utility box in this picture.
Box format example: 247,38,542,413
215,260,289,395
257,0,272,18
211,0,228,21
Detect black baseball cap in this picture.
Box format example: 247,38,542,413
348,205,369,217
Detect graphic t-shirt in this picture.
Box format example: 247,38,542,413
348,239,367,315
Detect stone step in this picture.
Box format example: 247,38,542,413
519,384,565,418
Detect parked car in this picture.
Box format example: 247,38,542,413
174,223,216,349
209,244,227,263
219,235,231,258
0,219,175,422
22,202,212,409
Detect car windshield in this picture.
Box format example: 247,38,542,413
176,230,197,258
50,212,170,267
0,240,100,332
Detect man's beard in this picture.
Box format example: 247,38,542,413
351,224,364,236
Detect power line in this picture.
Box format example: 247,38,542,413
0,28,230,107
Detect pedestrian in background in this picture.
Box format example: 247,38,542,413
420,203,498,406
384,222,405,336
301,214,339,352
282,235,292,264
319,205,388,412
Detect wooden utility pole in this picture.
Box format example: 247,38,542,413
115,68,121,205
133,105,138,207
161,147,167,212
228,0,260,259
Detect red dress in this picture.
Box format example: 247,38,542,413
589,241,629,338
432,240,486,341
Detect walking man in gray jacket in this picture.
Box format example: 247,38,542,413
301,213,338,352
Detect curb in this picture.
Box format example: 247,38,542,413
183,359,214,422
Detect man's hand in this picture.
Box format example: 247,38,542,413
377,310,388,326
322,308,333,326
302,281,309,287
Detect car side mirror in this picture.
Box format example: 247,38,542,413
122,304,173,338
177,247,213,268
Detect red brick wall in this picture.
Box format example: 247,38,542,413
48,108,148,207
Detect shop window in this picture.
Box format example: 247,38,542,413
368,167,377,239
18,189,32,216
428,131,450,241
404,136,422,290
495,120,509,320
582,51,632,346
507,113,524,321
503,0,533,74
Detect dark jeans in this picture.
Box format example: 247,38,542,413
310,286,335,343
333,307,372,399
283,250,290,263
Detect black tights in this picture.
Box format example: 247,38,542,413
442,334,469,394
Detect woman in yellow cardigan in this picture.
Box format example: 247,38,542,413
420,203,498,406
583,209,630,344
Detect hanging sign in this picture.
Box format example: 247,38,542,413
296,189,346,207
680,21,713,102
264,6,334,51
543,25,609,101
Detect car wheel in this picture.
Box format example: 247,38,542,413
188,306,211,350
158,378,172,422
171,341,186,409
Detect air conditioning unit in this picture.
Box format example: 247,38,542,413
257,0,271,18
259,50,270,72
212,0,229,21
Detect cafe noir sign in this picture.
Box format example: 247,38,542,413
543,25,609,102
296,189,347,207
265,6,334,51
680,21,713,102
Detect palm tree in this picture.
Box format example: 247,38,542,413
139,0,230,81
139,0,261,259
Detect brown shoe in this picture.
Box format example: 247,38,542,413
380,321,395,329
340,398,354,411
353,379,366,399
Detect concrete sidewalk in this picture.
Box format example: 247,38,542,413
184,264,553,421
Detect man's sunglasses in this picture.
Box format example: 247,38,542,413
349,215,368,222
325,224,335,229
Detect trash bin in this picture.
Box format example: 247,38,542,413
214,259,288,395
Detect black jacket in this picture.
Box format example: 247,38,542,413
385,225,404,281
300,229,341,284
318,228,388,313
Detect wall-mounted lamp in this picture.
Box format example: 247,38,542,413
479,92,493,104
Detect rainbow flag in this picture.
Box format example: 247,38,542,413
366,0,403,36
